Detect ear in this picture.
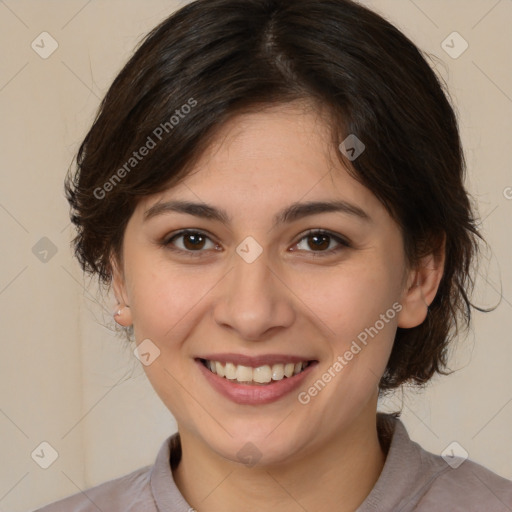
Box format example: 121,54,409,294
397,235,446,329
110,254,133,327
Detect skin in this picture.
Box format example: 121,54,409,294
112,101,445,512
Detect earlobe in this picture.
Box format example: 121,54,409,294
113,305,132,326
397,236,445,329
110,255,133,327
396,277,430,328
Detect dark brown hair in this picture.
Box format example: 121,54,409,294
65,0,486,391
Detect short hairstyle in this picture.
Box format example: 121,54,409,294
65,0,485,392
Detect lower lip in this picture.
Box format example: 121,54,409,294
196,359,317,405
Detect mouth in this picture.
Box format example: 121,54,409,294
195,355,319,405
198,358,315,386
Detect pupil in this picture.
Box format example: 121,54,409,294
185,234,204,249
310,234,329,250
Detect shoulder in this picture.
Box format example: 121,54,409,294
415,450,512,511
367,414,512,512
30,464,155,512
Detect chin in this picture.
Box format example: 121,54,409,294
202,427,309,468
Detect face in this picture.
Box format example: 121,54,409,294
112,101,420,466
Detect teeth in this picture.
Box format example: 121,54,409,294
215,361,225,378
203,359,310,384
284,363,295,377
236,365,253,382
272,364,284,381
225,362,237,380
253,365,272,383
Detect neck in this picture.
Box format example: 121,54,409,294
173,407,386,512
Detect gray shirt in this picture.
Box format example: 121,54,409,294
31,413,512,511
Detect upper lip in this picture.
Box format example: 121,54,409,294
197,353,317,368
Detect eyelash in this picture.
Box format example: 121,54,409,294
161,229,351,258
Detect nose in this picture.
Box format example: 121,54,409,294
212,247,296,341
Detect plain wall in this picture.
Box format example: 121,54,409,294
0,1,510,510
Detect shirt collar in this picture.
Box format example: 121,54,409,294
149,413,446,512
357,413,449,511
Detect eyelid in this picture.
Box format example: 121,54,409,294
162,228,351,257
291,229,351,257
162,229,220,256
294,228,351,246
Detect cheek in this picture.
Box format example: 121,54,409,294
300,259,401,397
299,260,401,335
128,261,220,345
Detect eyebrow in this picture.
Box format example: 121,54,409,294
143,199,371,228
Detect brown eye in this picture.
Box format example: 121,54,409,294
181,232,206,250
164,230,218,256
293,230,350,257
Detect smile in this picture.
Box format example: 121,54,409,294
195,356,318,405
200,358,312,385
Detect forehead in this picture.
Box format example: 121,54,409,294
200,102,336,171
136,103,384,223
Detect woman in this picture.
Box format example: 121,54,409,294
33,0,512,510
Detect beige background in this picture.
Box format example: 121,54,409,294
0,1,510,510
